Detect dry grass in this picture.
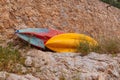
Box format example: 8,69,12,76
77,36,120,55
97,37,120,54
0,42,25,74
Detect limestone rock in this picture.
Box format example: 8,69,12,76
0,50,120,80
23,50,120,80
25,56,33,67
0,72,39,80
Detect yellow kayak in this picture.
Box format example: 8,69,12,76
45,33,98,52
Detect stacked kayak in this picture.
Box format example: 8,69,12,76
15,28,63,49
16,28,98,53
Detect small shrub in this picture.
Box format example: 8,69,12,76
77,41,99,55
0,44,25,73
101,0,120,9
77,37,120,55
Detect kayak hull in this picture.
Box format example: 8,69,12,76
16,33,45,49
45,33,98,52
16,28,63,49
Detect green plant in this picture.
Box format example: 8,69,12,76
0,44,25,74
77,41,99,55
101,0,120,9
77,37,120,55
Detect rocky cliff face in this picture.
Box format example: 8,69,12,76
0,0,120,40
0,0,120,80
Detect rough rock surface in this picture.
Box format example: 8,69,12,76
0,0,120,41
0,50,120,80
0,72,39,80
0,0,120,80
24,50,120,80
